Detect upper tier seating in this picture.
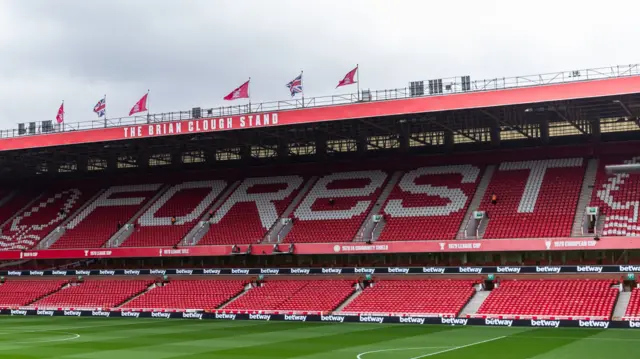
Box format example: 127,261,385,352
123,181,228,247
379,166,481,241
286,171,389,243
590,156,640,236
32,280,151,309
0,280,66,307
341,280,476,316
122,280,245,310
0,187,98,250
52,185,163,249
198,176,305,245
477,279,618,319
225,280,354,312
478,158,585,238
0,190,38,227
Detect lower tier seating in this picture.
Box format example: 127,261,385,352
477,279,618,320
31,280,151,309
225,280,354,313
341,280,476,316
0,280,67,307
122,280,245,310
623,288,640,320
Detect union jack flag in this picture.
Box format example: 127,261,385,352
286,73,303,97
93,97,106,118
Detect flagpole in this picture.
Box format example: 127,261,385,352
356,64,360,101
146,89,150,124
248,78,251,113
103,94,107,128
61,100,65,132
301,70,305,108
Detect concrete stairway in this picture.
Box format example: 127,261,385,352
571,158,599,237
459,290,491,317
334,287,364,313
219,284,254,309
104,185,170,248
180,180,241,246
457,165,495,239
612,291,631,320
36,188,108,249
263,176,319,243
354,171,403,242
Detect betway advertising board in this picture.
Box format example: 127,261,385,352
3,265,639,277
2,309,639,329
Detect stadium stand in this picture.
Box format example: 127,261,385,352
476,279,618,320
590,156,640,236
31,280,151,309
0,280,67,307
341,280,476,317
478,158,585,238
379,165,481,241
122,280,245,310
286,171,388,243
198,176,305,245
51,185,163,249
0,190,39,227
0,186,98,250
224,280,354,313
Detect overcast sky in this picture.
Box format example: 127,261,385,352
0,0,639,129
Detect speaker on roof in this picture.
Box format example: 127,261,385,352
192,107,201,119
428,79,443,95
41,120,53,133
461,76,471,91
18,123,26,135
409,81,424,97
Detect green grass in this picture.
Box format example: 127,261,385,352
0,317,638,358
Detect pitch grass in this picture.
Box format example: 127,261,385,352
0,317,639,359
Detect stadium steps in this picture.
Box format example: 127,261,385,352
0,192,44,231
116,283,158,308
333,287,364,313
25,282,70,307
219,283,254,309
457,165,495,239
459,289,490,317
104,184,171,248
180,180,241,246
263,176,319,243
571,158,599,237
35,188,108,249
612,291,631,320
354,171,403,242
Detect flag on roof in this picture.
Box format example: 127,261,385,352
129,93,148,116
286,73,303,97
224,80,250,101
336,66,358,88
56,102,64,124
93,97,106,118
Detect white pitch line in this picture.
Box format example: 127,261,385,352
12,332,80,344
408,336,507,359
357,347,453,359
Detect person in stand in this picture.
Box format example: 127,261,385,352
171,216,176,225
116,221,122,230
328,198,335,206
491,193,498,205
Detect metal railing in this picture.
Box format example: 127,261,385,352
2,64,639,140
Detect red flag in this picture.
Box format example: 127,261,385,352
56,102,64,124
223,80,250,101
336,66,358,88
129,93,148,116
